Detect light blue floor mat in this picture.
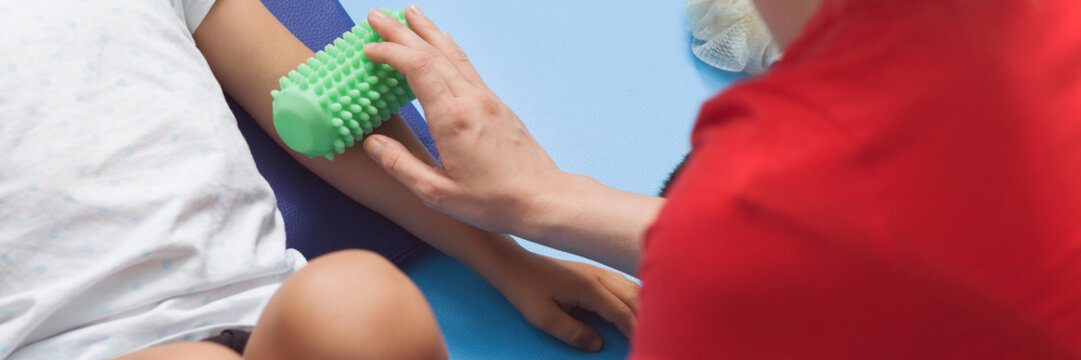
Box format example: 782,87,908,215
399,248,630,359
336,0,742,358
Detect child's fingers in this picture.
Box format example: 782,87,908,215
403,6,486,87
530,304,604,352
363,42,454,105
600,274,640,316
580,286,637,337
363,135,455,207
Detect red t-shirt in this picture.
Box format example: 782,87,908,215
633,0,1081,358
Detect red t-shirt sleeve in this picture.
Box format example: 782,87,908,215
631,85,1066,359
634,85,898,359
631,0,1081,357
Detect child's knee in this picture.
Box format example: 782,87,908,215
248,249,446,359
278,249,413,315
115,341,241,360
290,249,413,302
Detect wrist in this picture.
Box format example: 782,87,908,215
509,172,662,274
515,172,599,243
460,232,539,291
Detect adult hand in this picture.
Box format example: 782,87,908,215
362,6,564,238
363,6,665,274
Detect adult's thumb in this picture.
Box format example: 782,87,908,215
364,135,447,199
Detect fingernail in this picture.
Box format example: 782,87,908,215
364,136,383,156
369,9,387,20
409,5,423,16
588,337,602,352
363,43,377,52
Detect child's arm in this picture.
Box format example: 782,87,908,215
192,0,636,351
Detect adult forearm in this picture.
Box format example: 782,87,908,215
522,174,665,275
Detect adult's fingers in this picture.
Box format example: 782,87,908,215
363,135,454,206
366,9,429,50
363,41,453,105
531,303,604,352
402,6,486,87
366,9,471,97
579,285,636,337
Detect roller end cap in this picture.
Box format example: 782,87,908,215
272,88,335,159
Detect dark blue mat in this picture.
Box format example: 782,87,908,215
231,0,436,263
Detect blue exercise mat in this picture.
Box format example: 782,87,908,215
400,247,631,359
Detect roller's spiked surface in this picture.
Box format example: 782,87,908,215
271,8,415,160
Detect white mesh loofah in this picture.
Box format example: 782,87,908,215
685,0,781,75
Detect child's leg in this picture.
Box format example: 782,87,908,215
116,341,241,359
243,249,447,359
118,250,446,359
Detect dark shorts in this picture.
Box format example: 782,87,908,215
201,329,251,355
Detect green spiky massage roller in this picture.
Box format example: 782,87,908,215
271,8,415,160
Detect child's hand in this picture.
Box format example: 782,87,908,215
489,251,639,352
